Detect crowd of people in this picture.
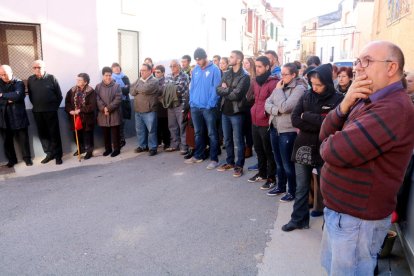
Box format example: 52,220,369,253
1,40,414,275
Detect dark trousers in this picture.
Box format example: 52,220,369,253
73,129,94,153
242,109,253,148
252,124,276,179
33,111,62,158
157,116,170,148
102,126,120,151
1,127,31,163
290,164,322,227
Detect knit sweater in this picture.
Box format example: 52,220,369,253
319,81,414,220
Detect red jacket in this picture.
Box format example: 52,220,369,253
251,75,278,127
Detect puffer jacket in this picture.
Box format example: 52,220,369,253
265,78,306,133
216,67,250,115
291,64,343,166
0,77,29,129
251,75,279,126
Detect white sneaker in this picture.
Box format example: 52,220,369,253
206,161,218,170
184,157,203,164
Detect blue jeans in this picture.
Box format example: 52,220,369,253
135,111,158,150
222,113,245,167
270,128,296,195
321,207,391,276
191,107,219,162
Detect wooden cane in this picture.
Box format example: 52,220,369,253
73,114,81,162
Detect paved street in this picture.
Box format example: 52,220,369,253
0,149,280,275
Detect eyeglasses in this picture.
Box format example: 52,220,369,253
154,71,162,74
33,66,42,69
353,58,394,68
281,73,291,77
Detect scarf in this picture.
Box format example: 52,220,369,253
255,70,271,86
74,86,86,109
112,72,126,87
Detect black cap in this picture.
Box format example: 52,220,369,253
194,48,207,61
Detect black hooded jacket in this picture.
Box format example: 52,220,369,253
291,64,343,166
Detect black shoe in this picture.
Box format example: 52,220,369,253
55,158,63,165
6,161,16,168
73,150,85,156
24,159,33,166
260,179,276,190
110,149,120,157
134,147,149,153
148,149,157,156
184,149,194,159
84,152,93,160
120,140,126,148
281,221,309,232
103,149,112,156
267,186,286,196
41,155,54,164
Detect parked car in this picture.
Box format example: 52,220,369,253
333,59,354,68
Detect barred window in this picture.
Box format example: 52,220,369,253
118,30,139,82
0,22,42,83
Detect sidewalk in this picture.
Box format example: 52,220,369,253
258,201,326,276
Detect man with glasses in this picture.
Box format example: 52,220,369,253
28,60,63,165
130,63,160,156
319,41,414,275
164,60,189,153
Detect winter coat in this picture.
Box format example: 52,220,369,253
28,73,62,112
216,67,250,115
0,77,29,129
95,81,122,127
291,64,343,166
65,85,97,131
130,75,160,113
250,75,279,127
265,78,306,133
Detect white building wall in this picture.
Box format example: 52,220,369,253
316,21,342,64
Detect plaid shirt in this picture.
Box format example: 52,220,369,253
166,71,189,104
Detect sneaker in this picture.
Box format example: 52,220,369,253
280,193,295,202
184,157,203,164
233,167,243,177
310,210,324,217
260,179,276,190
266,186,286,196
217,163,234,172
247,163,258,171
148,149,157,156
206,161,219,170
165,147,177,152
281,221,309,232
134,147,149,153
248,173,266,183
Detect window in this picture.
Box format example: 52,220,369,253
330,46,334,62
221,18,226,41
0,22,42,82
118,30,139,81
261,19,266,37
312,22,317,29
247,10,253,33
320,47,323,62
275,27,278,41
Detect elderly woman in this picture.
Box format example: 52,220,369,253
335,66,353,94
65,73,96,159
96,67,122,157
265,63,306,202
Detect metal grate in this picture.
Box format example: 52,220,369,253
0,22,42,83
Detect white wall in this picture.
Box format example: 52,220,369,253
316,21,342,64
0,0,100,101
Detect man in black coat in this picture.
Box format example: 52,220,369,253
28,60,63,165
0,65,32,167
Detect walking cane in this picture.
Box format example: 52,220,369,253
73,114,81,162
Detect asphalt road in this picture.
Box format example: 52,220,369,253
0,152,279,275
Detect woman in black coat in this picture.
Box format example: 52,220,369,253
282,64,343,232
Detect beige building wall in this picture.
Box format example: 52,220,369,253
372,0,414,71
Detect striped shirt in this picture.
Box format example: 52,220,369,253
319,81,414,220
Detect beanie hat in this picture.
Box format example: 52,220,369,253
194,48,207,60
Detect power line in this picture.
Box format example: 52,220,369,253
301,31,360,37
